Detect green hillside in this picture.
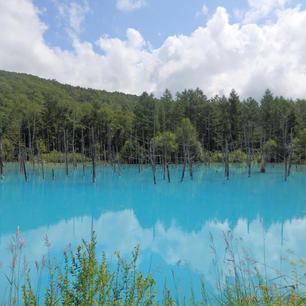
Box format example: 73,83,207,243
0,69,305,167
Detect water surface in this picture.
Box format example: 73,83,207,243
0,163,305,300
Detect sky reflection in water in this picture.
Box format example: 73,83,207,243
0,164,305,298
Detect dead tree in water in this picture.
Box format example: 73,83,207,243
188,145,193,180
37,142,45,180
161,138,170,182
260,136,266,173
150,108,157,184
107,124,113,166
28,124,34,170
63,129,69,177
247,147,251,178
247,124,252,177
287,128,294,177
31,115,36,170
18,123,22,172
149,143,157,184
282,116,288,181
224,140,229,180
0,122,4,180
284,152,288,181
21,149,28,182
91,127,96,183
165,147,171,183
180,144,187,182
81,128,86,176
166,163,171,182
181,144,194,181
72,112,77,170
40,153,45,180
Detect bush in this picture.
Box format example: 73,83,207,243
40,150,90,163
23,233,157,306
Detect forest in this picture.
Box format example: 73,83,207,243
0,69,305,176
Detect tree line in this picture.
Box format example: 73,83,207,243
0,70,305,177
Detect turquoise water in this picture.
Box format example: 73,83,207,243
0,163,306,300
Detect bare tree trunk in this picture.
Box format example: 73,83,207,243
91,127,96,183
166,162,171,183
225,140,229,180
97,127,101,161
0,122,4,180
162,143,167,180
247,146,251,178
103,144,107,162
247,124,251,178
64,129,69,177
287,128,294,177
116,144,121,175
107,124,112,165
150,143,156,184
81,128,85,176
32,115,36,161
188,146,193,180
36,142,45,179
18,123,22,172
136,142,141,172
72,112,77,170
181,144,187,182
21,149,28,183
260,135,266,173
40,152,45,180
282,116,288,181
284,153,288,181
162,156,166,180
28,125,34,171
202,140,207,166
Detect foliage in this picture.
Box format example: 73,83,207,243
0,70,305,165
22,232,157,306
40,150,90,163
151,131,178,161
3,227,306,306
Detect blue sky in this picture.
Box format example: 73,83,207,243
33,0,305,50
34,0,304,51
35,0,249,51
0,0,305,99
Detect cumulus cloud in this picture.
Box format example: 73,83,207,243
116,0,146,12
0,0,305,99
244,0,290,22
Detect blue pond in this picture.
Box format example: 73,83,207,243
0,163,306,300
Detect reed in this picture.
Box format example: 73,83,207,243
2,228,306,306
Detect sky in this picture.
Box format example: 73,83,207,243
0,0,305,99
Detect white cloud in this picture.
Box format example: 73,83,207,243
196,4,209,17
244,0,290,22
56,0,90,33
116,0,146,12
0,0,305,100
69,1,90,33
1,210,306,296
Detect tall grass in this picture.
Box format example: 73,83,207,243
2,228,306,306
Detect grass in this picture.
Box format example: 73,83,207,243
1,228,306,306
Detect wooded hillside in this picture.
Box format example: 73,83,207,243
0,69,305,167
